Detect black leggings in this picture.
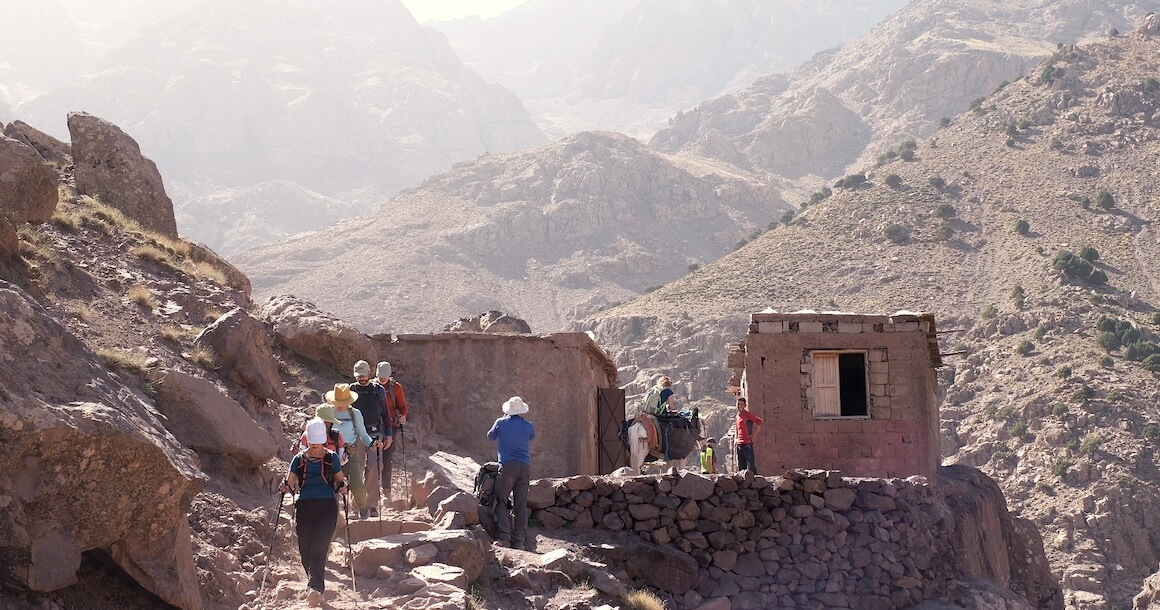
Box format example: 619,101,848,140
295,498,338,592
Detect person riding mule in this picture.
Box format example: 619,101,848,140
621,408,700,473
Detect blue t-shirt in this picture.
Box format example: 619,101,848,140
659,388,674,409
487,415,535,464
290,452,338,500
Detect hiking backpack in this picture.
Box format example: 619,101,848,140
295,450,340,491
473,462,502,508
642,385,664,415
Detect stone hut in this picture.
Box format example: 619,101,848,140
727,311,941,478
371,331,619,478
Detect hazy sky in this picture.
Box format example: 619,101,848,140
400,0,527,22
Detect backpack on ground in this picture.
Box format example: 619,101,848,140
474,462,501,508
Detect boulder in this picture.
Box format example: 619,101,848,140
187,241,252,301
628,539,698,594
0,134,58,224
67,111,178,239
152,369,280,467
4,120,72,164
444,310,532,334
0,215,16,262
257,294,373,375
194,307,286,404
0,280,205,608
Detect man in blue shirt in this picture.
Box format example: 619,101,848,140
487,396,536,550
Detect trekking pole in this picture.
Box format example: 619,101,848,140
376,442,384,536
258,491,287,600
398,423,407,505
341,492,357,593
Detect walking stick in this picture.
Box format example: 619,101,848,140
258,491,286,599
376,441,384,536
341,492,357,593
398,423,407,505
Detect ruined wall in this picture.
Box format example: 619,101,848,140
371,332,617,477
526,466,1062,609
742,313,941,478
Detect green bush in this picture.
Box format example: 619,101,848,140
934,222,954,241
1098,354,1114,368
1017,340,1034,355
1096,331,1121,351
1143,423,1160,439
1056,365,1072,379
934,203,956,219
1089,269,1108,284
929,176,946,189
899,148,915,161
1096,190,1115,208
884,224,909,244
808,187,832,205
1035,325,1047,340
1015,219,1030,235
1148,355,1160,372
1052,459,1073,478
1011,285,1025,309
969,97,985,113
1011,421,1029,438
884,174,902,188
1052,404,1069,416
940,117,951,127
1072,385,1094,402
1078,246,1100,261
982,304,998,319
834,173,868,189
1052,251,1093,280
1151,312,1160,325
1079,434,1101,455
876,150,898,166
781,210,796,224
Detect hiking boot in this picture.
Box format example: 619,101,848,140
358,507,369,519
367,507,378,518
307,588,322,606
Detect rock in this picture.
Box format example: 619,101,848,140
4,120,72,164
0,215,16,262
193,307,286,403
444,310,532,334
671,472,716,500
406,543,439,566
257,294,373,375
527,478,558,509
0,134,58,224
630,539,698,594
436,491,481,527
411,562,468,589
152,369,280,467
0,280,205,608
67,112,178,239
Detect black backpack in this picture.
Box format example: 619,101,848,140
473,462,502,508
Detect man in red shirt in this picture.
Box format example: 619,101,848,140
734,396,763,474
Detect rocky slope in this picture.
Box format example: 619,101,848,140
436,0,907,139
586,17,1160,609
235,130,785,334
651,0,1160,187
8,0,546,255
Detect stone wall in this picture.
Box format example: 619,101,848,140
525,465,1062,609
372,332,618,477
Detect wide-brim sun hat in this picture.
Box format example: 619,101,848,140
326,383,358,406
502,396,529,416
315,404,339,424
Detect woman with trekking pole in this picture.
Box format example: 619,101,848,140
281,419,348,607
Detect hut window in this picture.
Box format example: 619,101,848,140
812,351,869,417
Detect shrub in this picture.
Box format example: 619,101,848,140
159,325,189,343
1056,365,1072,379
1011,285,1025,309
884,174,902,188
808,188,832,205
1011,421,1029,438
884,224,909,244
131,245,170,264
1072,385,1094,402
1052,459,1073,478
1089,269,1108,284
1005,122,1018,136
1017,340,1034,355
780,210,796,224
1143,423,1160,439
96,348,149,375
940,117,951,127
1080,196,1091,209
128,286,156,310
1049,138,1064,150
1014,219,1030,235
1079,434,1101,455
1146,354,1160,372
1152,313,1160,325
929,176,946,189
623,589,666,610
1098,355,1114,368
834,173,868,189
877,151,898,166
687,263,700,272
982,304,998,319
189,346,218,370
1096,331,1121,351
934,222,954,241
1078,246,1100,262
934,203,956,219
1006,137,1016,147
1052,404,1069,416
1096,190,1115,208
968,97,985,113
1052,251,1093,280
1035,324,1047,340
899,148,915,161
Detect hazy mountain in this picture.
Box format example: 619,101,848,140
651,0,1160,185
0,0,87,100
10,0,547,254
235,131,785,334
435,0,908,139
587,18,1160,607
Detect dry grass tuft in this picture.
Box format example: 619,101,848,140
159,325,191,343
66,303,92,321
189,345,219,369
50,208,81,232
623,589,666,610
128,286,157,310
131,244,171,264
96,348,150,375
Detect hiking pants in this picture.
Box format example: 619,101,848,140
364,442,383,511
344,443,367,510
737,443,758,474
492,461,530,546
380,439,395,501
295,498,338,593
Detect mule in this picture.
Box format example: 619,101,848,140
623,409,700,474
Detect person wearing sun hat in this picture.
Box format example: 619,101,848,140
486,396,536,550
297,404,347,465
350,360,393,518
324,382,373,518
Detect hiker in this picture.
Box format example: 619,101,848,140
734,396,763,474
700,438,718,474
298,404,346,465
327,383,373,514
486,396,536,550
350,360,393,518
375,361,408,502
645,375,677,415
281,420,347,606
